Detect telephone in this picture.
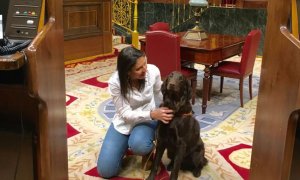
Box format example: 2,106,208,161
0,35,31,56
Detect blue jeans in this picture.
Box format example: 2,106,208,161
97,121,157,178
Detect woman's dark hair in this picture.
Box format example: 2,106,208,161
117,46,146,100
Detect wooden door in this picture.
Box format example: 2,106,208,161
250,0,300,179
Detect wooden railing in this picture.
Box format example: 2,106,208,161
112,0,139,47
291,0,299,39
25,17,68,179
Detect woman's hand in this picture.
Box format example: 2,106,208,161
150,107,174,124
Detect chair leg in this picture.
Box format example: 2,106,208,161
191,78,197,105
208,75,213,101
220,76,224,93
239,78,244,107
249,74,253,99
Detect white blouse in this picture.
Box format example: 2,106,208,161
108,64,163,135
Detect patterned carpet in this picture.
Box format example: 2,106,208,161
98,64,260,133
65,45,262,180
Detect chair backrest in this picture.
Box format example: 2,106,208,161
149,22,170,32
145,30,181,78
240,29,262,75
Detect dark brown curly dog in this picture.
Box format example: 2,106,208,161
146,71,207,180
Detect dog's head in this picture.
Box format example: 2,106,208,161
161,71,192,113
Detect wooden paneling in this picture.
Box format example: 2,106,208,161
243,0,268,8
102,1,111,32
64,35,106,60
0,131,34,180
63,4,102,40
0,0,68,179
102,1,113,54
25,16,68,180
0,83,38,127
63,0,112,61
249,0,300,178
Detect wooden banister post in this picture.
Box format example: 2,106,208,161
132,0,139,48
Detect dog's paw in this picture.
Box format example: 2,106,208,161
192,170,201,177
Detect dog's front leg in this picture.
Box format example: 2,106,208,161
146,140,165,180
170,142,186,180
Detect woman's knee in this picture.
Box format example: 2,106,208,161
129,122,156,155
129,135,154,155
97,156,120,178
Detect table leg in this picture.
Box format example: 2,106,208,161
202,65,210,114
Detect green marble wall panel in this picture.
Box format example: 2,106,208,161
137,2,194,33
114,2,267,55
199,7,267,54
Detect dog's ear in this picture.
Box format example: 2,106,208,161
161,77,168,95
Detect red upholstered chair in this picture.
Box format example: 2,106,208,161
149,22,194,68
209,29,262,107
149,22,170,32
145,30,197,104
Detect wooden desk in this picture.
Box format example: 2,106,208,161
0,51,26,70
0,19,68,179
140,32,245,113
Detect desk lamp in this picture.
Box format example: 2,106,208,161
184,0,208,40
